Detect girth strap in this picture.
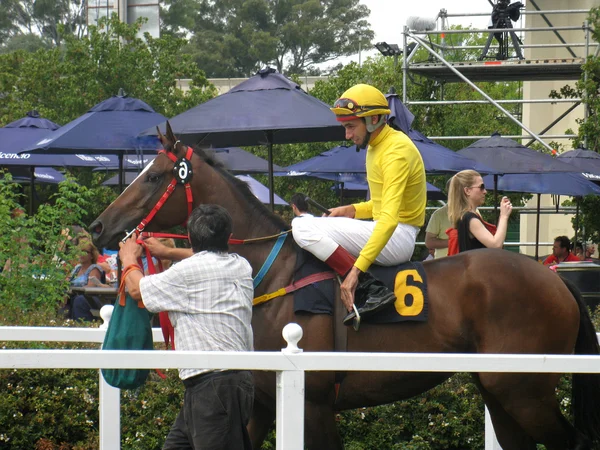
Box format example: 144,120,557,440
253,270,335,306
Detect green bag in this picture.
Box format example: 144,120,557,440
101,291,153,389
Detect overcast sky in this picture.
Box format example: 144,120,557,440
339,0,499,66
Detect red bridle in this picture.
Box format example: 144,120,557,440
123,145,195,242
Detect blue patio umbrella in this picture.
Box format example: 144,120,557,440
385,89,414,135
457,133,578,174
23,90,167,191
557,148,600,181
92,147,284,174
11,167,66,184
141,67,345,207
482,172,600,197
329,177,446,201
102,172,287,205
285,143,489,175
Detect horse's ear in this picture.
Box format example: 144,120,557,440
156,126,168,147
165,121,177,144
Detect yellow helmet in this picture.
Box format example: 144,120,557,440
331,84,391,122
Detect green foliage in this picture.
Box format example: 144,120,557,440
337,374,485,449
0,173,93,324
162,0,374,76
0,0,86,47
0,15,217,126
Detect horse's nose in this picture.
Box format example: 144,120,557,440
90,220,104,244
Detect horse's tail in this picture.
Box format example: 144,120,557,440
561,276,600,443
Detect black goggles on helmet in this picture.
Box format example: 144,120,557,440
333,98,368,113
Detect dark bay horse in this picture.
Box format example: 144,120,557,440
91,124,600,450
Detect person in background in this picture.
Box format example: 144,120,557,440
423,248,435,261
290,193,313,217
575,242,597,261
543,236,580,265
68,240,105,321
447,170,512,253
119,204,254,450
425,179,452,259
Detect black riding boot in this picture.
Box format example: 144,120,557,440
343,272,396,326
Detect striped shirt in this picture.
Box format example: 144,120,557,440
140,251,254,380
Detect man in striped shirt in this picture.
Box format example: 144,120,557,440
119,204,254,450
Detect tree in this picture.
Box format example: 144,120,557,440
0,0,86,48
0,33,51,54
161,0,374,77
0,15,217,126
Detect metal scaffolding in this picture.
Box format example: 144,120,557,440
401,6,597,148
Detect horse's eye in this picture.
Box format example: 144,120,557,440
147,173,161,183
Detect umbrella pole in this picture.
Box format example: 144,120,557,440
574,197,580,246
340,182,344,205
29,166,35,215
493,174,498,220
267,132,274,211
118,154,124,193
535,193,541,261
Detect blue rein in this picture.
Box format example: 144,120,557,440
253,233,288,289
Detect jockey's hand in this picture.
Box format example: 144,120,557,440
119,234,143,266
340,266,361,311
327,204,356,218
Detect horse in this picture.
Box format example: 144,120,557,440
90,123,600,450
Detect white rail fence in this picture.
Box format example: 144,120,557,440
2,306,600,450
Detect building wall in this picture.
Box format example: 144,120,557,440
520,0,599,256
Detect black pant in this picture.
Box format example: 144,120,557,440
163,370,254,450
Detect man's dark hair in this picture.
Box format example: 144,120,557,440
290,193,309,213
554,235,571,251
187,204,232,253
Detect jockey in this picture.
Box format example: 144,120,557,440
292,83,427,325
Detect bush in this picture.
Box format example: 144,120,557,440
0,173,94,324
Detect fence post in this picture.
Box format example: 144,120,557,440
99,306,120,450
485,406,502,450
277,323,305,450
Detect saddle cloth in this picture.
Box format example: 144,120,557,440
293,250,428,324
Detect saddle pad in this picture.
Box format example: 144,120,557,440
366,261,429,324
293,250,335,315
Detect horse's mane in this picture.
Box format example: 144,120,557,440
192,146,290,232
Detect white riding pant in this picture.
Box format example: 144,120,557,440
291,216,419,266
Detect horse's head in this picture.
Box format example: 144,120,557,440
90,122,195,249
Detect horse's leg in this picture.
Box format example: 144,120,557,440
304,400,343,450
475,373,589,450
472,375,537,450
247,390,275,449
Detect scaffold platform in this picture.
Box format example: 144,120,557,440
409,58,585,83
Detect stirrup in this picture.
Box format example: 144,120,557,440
343,304,361,331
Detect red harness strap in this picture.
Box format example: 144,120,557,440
134,147,194,235
136,238,175,353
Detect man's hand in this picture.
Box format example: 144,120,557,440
142,237,171,259
119,234,143,266
340,266,361,311
327,204,356,218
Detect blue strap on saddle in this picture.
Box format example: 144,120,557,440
253,233,288,289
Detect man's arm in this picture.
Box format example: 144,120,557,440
142,237,193,261
425,232,448,250
119,236,144,301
